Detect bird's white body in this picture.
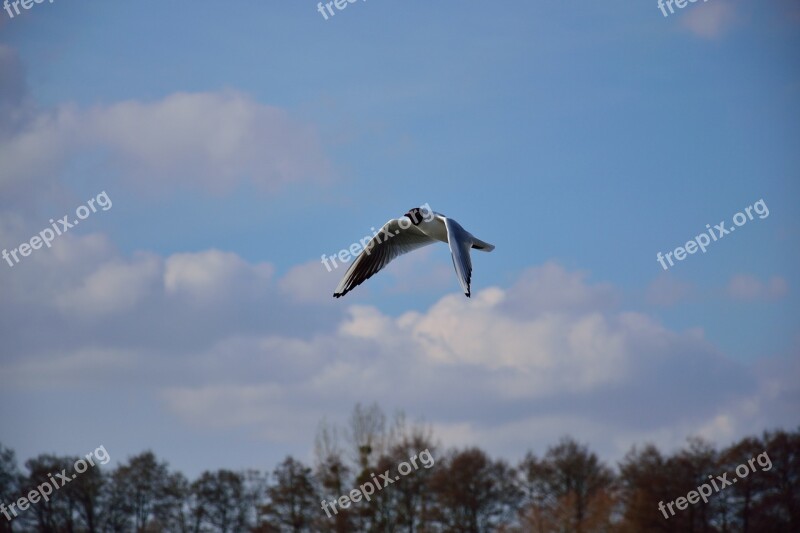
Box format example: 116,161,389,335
333,207,494,298
415,216,450,243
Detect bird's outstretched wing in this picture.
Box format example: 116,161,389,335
443,217,473,297
333,219,435,298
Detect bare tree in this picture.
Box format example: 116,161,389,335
23,454,79,533
347,402,388,472
519,437,615,533
757,429,800,532
385,415,438,533
429,447,521,532
69,457,105,533
0,444,21,533
616,444,673,533
109,451,170,532
315,419,353,533
191,469,251,532
261,456,317,533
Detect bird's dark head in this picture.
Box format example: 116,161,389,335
404,208,423,225
404,204,433,225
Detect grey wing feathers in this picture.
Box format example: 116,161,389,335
443,217,474,297
333,220,435,298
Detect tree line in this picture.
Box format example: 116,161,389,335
1,403,798,532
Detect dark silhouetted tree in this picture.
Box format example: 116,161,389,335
429,447,521,532
191,469,250,532
754,429,800,532
110,451,169,532
383,415,437,532
0,444,21,533
151,471,192,533
261,456,317,532
519,437,615,533
314,419,354,533
617,444,673,533
719,435,766,533
23,454,79,532
69,456,104,533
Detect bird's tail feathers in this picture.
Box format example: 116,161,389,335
471,238,495,252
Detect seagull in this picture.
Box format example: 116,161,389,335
333,206,495,298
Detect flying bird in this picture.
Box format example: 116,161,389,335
333,207,495,298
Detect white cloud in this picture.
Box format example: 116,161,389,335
500,262,618,317
55,253,162,317
84,92,332,194
0,90,332,205
1,229,794,465
278,259,340,304
148,263,789,461
646,274,694,307
0,347,140,391
164,249,274,301
726,274,788,301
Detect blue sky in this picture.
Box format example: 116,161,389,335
0,1,798,477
